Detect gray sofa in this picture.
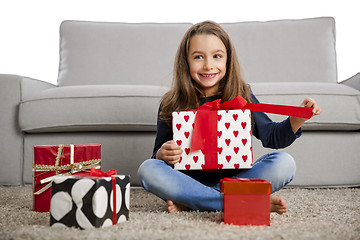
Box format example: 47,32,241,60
1,17,359,187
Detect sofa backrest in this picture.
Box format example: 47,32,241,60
222,17,337,83
57,17,337,86
57,21,192,86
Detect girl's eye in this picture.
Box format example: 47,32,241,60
194,55,203,59
214,54,222,59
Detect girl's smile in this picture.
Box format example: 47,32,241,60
199,73,218,78
187,34,227,97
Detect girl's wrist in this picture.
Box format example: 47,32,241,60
289,116,306,134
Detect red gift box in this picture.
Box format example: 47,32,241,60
220,178,272,226
33,144,101,212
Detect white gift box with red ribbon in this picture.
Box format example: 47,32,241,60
173,109,253,170
172,95,313,171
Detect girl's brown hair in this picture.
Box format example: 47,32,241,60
160,20,251,126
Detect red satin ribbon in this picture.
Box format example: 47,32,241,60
190,95,313,169
90,167,117,177
90,167,117,224
111,176,117,224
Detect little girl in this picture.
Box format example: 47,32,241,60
138,21,321,214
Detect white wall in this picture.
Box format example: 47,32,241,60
0,0,358,85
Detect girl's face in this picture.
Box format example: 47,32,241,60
187,34,227,97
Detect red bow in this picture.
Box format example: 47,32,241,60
90,167,117,177
191,95,313,152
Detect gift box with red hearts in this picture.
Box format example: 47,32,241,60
220,178,271,226
173,109,253,170
33,144,101,212
172,95,313,171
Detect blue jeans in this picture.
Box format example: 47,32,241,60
137,152,296,211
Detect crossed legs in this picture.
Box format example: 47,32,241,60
138,152,295,213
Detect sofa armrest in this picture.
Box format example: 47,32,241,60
21,76,57,100
0,74,56,185
0,74,24,185
339,72,360,91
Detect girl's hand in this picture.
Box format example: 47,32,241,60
300,97,322,116
290,97,322,133
156,140,183,165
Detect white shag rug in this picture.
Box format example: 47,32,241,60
0,186,359,240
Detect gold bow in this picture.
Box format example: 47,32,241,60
33,144,101,195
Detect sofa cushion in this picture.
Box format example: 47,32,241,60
251,82,360,130
58,18,337,87
57,21,191,87
222,17,337,84
20,82,360,133
19,85,168,133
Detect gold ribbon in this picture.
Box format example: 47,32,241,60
33,144,101,195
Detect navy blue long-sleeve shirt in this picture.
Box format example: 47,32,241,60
151,94,301,159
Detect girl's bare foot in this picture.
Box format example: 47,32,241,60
166,200,189,213
270,195,287,214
